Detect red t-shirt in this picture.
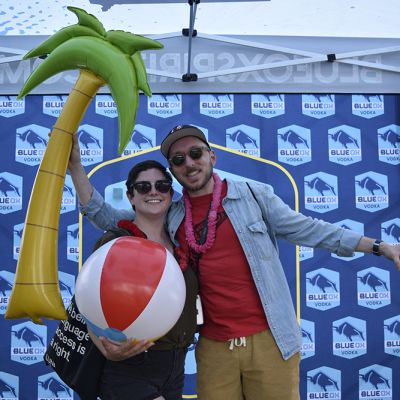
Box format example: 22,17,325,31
176,181,268,340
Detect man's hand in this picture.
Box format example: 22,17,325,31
380,242,400,271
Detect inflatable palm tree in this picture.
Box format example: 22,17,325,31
5,7,163,323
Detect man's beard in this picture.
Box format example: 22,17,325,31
187,167,213,193
174,161,214,194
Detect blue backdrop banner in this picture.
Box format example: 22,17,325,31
0,93,399,399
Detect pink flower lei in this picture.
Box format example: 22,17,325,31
183,173,222,254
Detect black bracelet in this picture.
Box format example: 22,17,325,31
372,239,383,256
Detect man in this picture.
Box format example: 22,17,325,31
69,125,400,400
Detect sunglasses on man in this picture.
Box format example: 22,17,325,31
130,180,172,195
169,146,210,167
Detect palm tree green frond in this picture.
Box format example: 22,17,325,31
18,36,138,155
24,25,104,59
67,6,106,36
131,52,152,96
106,30,164,55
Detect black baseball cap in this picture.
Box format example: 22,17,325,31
160,125,210,158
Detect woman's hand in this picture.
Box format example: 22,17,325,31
98,337,154,361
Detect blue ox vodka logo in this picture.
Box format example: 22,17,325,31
277,124,311,166
306,268,340,310
332,219,364,261
300,245,314,262
0,172,22,214
77,124,103,166
355,171,388,212
359,364,392,400
251,94,285,118
66,223,79,263
38,372,73,400
301,319,315,359
0,95,24,118
384,315,400,357
124,124,155,155
302,94,335,119
43,95,67,117
377,124,400,165
61,175,76,214
307,366,341,399
0,371,19,400
59,271,75,308
357,267,390,309
381,218,400,244
226,124,260,156
200,94,234,118
13,222,24,260
333,316,367,359
304,172,338,213
11,321,46,365
0,271,14,315
352,95,384,119
15,124,49,166
95,94,117,118
148,94,182,118
328,125,362,165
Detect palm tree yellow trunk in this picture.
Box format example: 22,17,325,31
6,70,105,324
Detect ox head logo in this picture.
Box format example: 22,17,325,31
382,223,400,243
0,378,17,398
0,276,13,297
362,94,383,102
131,129,153,149
78,129,101,149
328,130,359,149
278,130,309,149
38,377,72,397
67,226,79,239
333,322,365,342
384,320,400,337
226,129,258,149
305,177,336,196
359,369,390,390
59,279,73,297
307,273,338,293
378,129,400,148
356,176,386,195
358,272,389,292
302,328,314,342
0,177,20,197
307,371,339,392
16,129,48,149
11,327,45,347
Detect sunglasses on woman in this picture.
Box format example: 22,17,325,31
169,146,210,167
130,180,172,195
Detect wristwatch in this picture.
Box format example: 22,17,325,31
372,239,383,256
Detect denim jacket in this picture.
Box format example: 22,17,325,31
81,179,362,360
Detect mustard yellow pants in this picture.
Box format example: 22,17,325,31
195,329,300,400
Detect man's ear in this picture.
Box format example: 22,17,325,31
210,149,217,166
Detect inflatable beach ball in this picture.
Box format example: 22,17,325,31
75,236,186,343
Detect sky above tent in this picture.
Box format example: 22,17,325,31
0,0,399,38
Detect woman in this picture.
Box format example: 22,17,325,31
90,160,198,400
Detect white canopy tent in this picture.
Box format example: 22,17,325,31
1,0,399,94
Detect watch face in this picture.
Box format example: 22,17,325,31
373,239,382,256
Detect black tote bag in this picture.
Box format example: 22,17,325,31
44,296,105,400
